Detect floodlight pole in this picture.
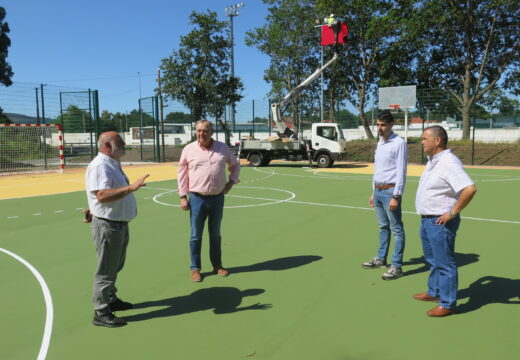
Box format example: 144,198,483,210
225,2,244,130
314,24,324,122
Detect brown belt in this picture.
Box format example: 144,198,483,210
375,184,395,190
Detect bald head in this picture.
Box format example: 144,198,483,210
98,131,126,159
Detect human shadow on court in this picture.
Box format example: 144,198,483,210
456,276,520,314
210,255,322,276
125,287,271,322
401,253,479,277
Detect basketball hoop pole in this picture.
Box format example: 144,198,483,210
390,104,408,142
404,108,408,142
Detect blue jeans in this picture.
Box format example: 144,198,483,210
189,192,225,270
420,215,461,309
373,187,406,267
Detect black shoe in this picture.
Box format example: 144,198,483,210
92,311,127,327
109,298,133,311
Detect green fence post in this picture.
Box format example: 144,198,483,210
139,98,143,161
59,92,67,166
471,117,475,166
93,90,100,151
154,96,160,162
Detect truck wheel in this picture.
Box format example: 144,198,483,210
260,154,271,166
249,152,263,167
316,154,332,168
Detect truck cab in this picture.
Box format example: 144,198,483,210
309,123,348,167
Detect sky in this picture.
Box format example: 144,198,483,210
1,0,273,115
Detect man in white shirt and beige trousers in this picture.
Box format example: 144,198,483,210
85,131,149,327
414,126,477,317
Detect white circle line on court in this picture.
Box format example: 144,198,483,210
0,248,53,360
257,166,520,183
151,186,296,209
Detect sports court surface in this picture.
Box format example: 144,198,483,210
1,161,519,360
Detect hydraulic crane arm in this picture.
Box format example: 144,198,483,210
271,53,339,139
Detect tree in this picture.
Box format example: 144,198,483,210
1,7,14,124
414,0,520,138
0,7,13,87
165,111,193,124
496,96,520,115
316,0,416,140
160,10,243,126
246,0,321,136
54,105,93,133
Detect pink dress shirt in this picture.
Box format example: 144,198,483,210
177,139,240,196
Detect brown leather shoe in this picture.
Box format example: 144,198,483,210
213,266,229,277
427,305,454,317
191,270,202,282
413,292,440,302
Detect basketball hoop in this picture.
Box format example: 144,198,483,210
389,104,400,114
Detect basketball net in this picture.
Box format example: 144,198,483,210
389,104,400,114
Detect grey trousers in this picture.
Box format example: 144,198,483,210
91,216,129,313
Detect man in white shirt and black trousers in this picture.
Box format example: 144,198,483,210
414,125,477,317
85,131,149,327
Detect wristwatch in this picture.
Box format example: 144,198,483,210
392,195,400,201
180,195,187,199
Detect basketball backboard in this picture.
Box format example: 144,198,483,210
378,85,416,109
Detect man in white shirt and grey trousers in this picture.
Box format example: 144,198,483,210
85,131,149,327
414,125,477,317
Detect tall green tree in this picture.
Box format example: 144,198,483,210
1,7,14,124
160,10,243,124
245,0,321,136
0,7,13,87
414,0,520,138
54,105,93,133
164,111,193,124
317,0,416,139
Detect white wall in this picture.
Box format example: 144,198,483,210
57,125,520,146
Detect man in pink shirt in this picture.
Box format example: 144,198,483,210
177,120,240,282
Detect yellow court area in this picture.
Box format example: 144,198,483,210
0,161,427,200
0,163,179,200
314,162,426,177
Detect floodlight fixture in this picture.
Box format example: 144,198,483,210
225,2,244,17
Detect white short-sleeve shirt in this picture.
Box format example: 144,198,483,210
85,153,137,221
415,149,474,215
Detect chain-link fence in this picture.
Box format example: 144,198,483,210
0,82,101,165
2,83,518,166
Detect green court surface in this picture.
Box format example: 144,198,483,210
1,165,519,360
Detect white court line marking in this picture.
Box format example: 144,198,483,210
151,187,296,209
54,210,64,213
33,213,42,216
146,170,519,223
257,167,520,183
8,216,18,219
478,178,520,182
279,198,520,225
0,248,53,360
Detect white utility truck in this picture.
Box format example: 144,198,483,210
238,53,348,168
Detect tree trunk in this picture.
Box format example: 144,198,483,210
328,93,336,122
216,117,231,146
357,95,374,140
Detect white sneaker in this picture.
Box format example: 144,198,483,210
382,266,403,280
361,257,388,269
